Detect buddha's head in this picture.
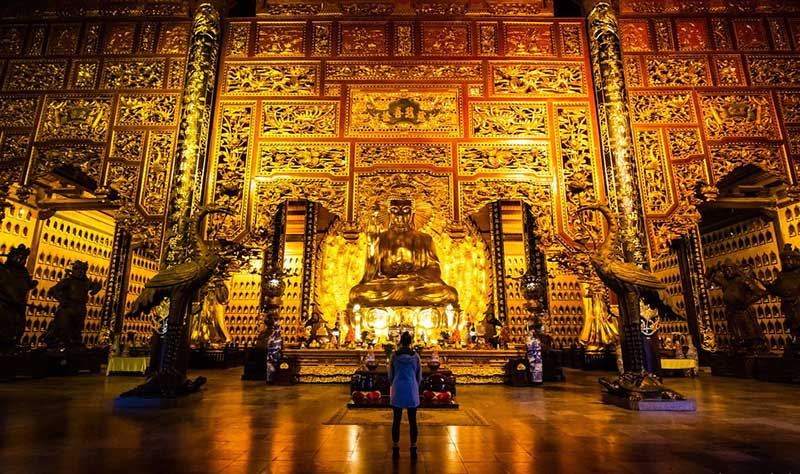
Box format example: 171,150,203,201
388,199,414,230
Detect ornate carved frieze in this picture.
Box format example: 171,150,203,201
624,57,643,88
768,18,791,51
255,23,305,56
649,161,707,258
111,130,145,161
106,161,140,210
479,23,498,56
227,23,251,57
395,23,414,56
340,2,394,15
140,131,173,217
676,19,710,51
778,92,800,123
82,23,102,55
470,102,548,138
620,20,652,52
787,127,800,155
312,23,332,57
347,86,461,138
504,23,554,56
355,143,451,168
101,60,165,89
653,19,675,51
711,18,732,50
699,93,778,140
260,2,322,15
0,96,38,127
0,25,26,56
559,23,583,57
645,56,710,87
709,143,787,182
634,129,673,215
487,1,548,15
413,1,468,15
667,128,704,160
630,92,695,123
468,85,483,97
458,143,550,176
116,94,178,126
209,104,253,238
421,23,470,56
0,132,30,179
72,61,99,89
103,23,136,55
555,104,598,238
326,61,481,81
713,56,743,86
38,96,112,142
340,24,387,56
748,57,800,87
31,143,104,183
253,178,346,232
139,23,157,53
732,18,770,50
261,101,338,138
3,60,66,91
258,143,349,176
27,25,45,56
354,171,452,223
224,63,318,96
158,23,190,55
167,58,185,89
47,24,80,56
324,83,342,97
490,62,586,96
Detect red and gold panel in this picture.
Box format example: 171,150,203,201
47,24,80,56
504,22,554,56
339,23,387,56
620,20,652,52
698,92,780,140
676,19,710,51
103,22,135,55
255,23,305,57
733,19,770,50
421,23,470,56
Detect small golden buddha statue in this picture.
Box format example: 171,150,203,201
349,199,459,309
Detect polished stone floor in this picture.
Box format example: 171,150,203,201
1,369,799,474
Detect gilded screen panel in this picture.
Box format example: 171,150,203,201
559,23,584,57
644,56,710,87
458,143,550,176
0,25,26,56
311,23,332,56
37,95,112,142
103,22,136,55
0,131,30,168
732,18,770,51
226,22,252,57
261,101,338,138
490,62,587,96
555,104,599,238
224,62,318,96
469,102,548,138
254,23,305,56
479,23,498,56
47,24,81,56
504,23,554,56
258,142,349,176
634,128,673,215
0,96,38,127
116,94,179,126
395,23,414,56
101,59,166,89
420,23,471,56
714,56,744,86
676,19,710,52
158,23,191,55
71,61,99,89
140,131,174,217
3,60,67,91
620,20,652,52
354,171,453,223
110,130,145,161
778,92,800,123
355,143,452,168
699,93,779,140
629,92,695,123
667,128,704,160
748,56,800,87
347,86,461,138
339,24,387,56
325,61,482,81
709,143,788,183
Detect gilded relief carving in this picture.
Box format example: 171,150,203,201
255,24,305,56
768,18,790,50
653,19,674,50
47,24,80,56
38,96,112,142
781,92,800,122
209,105,252,238
225,63,317,95
559,23,583,56
504,23,554,56
326,62,482,81
787,127,800,155
324,83,341,97
227,23,251,57
711,18,732,49
714,56,742,86
620,20,651,52
421,24,470,56
667,128,703,159
101,60,165,89
104,23,135,55
117,94,178,126
168,58,185,89
139,24,157,53
414,2,467,15
140,131,173,216
625,57,643,88
630,93,695,123
649,160,709,257
470,102,548,138
111,131,145,161
354,171,452,223
258,143,348,176
0,26,25,56
733,19,769,50
339,2,394,15
0,97,38,127
106,162,140,207
748,57,800,87
0,132,30,166
254,179,346,233
355,143,451,168
491,62,586,96
646,57,709,86
479,24,497,55
158,23,190,55
709,143,787,182
340,25,387,56
395,24,413,56
72,62,98,89
27,25,45,56
260,3,321,15
4,61,66,91
32,144,104,183
261,101,338,138
635,129,673,215
312,23,331,56
699,94,778,140
676,19,709,51
468,85,483,97
348,87,460,137
458,143,550,176
556,104,598,237
487,2,547,15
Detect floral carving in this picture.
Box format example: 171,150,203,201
258,143,348,176
470,102,548,138
645,57,709,87
630,93,694,123
667,129,703,159
479,24,497,55
778,93,800,123
4,61,66,91
491,63,585,96
504,23,553,56
421,24,470,56
102,60,165,89
356,143,451,168
261,102,337,138
39,97,112,142
748,57,800,87
104,23,135,54
635,129,672,214
254,179,346,233
140,131,173,216
459,143,549,176
255,24,305,56
111,131,145,161
395,24,413,56
709,143,787,183
560,24,583,56
348,87,460,137
326,62,481,81
227,23,251,57
556,105,598,238
699,94,777,140
117,94,178,126
158,24,190,55
209,105,252,238
340,25,386,56
225,63,317,95
0,97,38,127
312,23,331,56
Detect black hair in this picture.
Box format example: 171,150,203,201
400,331,413,347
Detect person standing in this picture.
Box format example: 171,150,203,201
389,331,421,461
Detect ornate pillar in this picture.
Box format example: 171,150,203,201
522,203,549,315
99,226,133,349
677,225,717,356
587,2,648,373
489,201,508,323
300,201,318,322
260,202,287,333
162,3,221,267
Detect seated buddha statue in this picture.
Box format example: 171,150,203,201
349,199,459,309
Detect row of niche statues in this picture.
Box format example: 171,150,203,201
0,244,102,353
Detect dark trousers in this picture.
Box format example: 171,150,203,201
391,406,418,444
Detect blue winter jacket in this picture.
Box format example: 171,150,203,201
389,348,421,408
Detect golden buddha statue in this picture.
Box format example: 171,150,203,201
349,199,459,309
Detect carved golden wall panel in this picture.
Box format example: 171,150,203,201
555,104,598,238
470,102,548,138
667,128,704,159
620,20,652,52
747,57,800,87
4,60,66,91
158,23,190,55
778,92,800,123
261,101,338,138
353,171,452,223
72,61,99,89
32,143,104,183
140,131,174,217
714,55,743,86
504,23,554,56
653,19,675,51
325,61,482,81
37,96,112,142
0,96,38,127
0,25,25,56
116,94,178,126
103,23,136,55
490,62,586,96
312,23,332,56
81,23,102,55
0,131,30,167
101,59,165,89
624,57,643,88
732,18,770,51
253,178,347,231
645,56,710,87
355,143,451,168
224,62,318,96
226,22,251,57
138,24,157,54
787,127,800,155
339,24,387,56
421,23,470,56
699,93,779,140
324,83,341,97
27,25,46,56
347,86,461,138
479,23,498,56
167,58,184,90
111,130,145,161
559,23,584,57
258,142,349,176
676,18,710,51
395,23,413,56
768,18,791,51
47,24,80,56
709,143,788,183
630,92,695,123
255,23,305,56
711,18,733,49
458,143,550,176
634,128,673,215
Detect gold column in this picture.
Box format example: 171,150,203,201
678,225,717,353
162,3,221,267
300,202,318,322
